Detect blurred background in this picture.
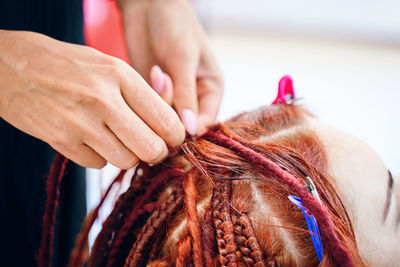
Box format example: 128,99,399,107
84,0,400,246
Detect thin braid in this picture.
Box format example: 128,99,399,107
124,183,184,267
105,168,185,267
211,181,238,267
183,169,204,267
203,131,354,267
176,234,192,267
68,170,126,267
234,215,267,267
37,153,69,267
201,208,217,267
148,224,167,261
89,163,150,267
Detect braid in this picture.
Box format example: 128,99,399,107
211,181,238,267
148,224,167,261
203,131,354,267
89,163,150,267
176,234,193,267
68,170,126,267
146,258,170,267
201,208,217,267
233,214,267,267
124,183,184,267
105,168,185,267
183,170,204,267
37,153,69,267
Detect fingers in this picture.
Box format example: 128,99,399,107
83,124,139,170
150,65,173,105
197,78,224,134
119,62,186,148
52,142,107,169
106,95,173,164
161,73,174,105
196,50,224,134
165,52,199,135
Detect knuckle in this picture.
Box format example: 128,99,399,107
120,155,139,170
80,93,108,109
159,112,185,146
48,133,70,151
142,137,167,163
160,111,181,132
88,158,107,169
109,57,128,76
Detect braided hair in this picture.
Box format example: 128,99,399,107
38,103,364,267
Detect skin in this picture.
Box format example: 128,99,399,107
120,0,224,134
312,119,400,266
0,0,223,169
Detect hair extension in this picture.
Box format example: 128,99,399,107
42,104,365,267
124,183,184,267
183,169,204,267
233,214,267,267
89,162,151,267
211,181,239,266
37,153,69,267
146,259,171,267
202,131,353,267
201,208,217,267
176,234,193,267
68,170,126,267
105,168,185,267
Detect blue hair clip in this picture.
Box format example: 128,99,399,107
288,195,324,262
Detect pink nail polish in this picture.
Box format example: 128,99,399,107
150,65,165,94
179,109,197,135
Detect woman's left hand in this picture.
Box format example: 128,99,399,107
119,0,224,135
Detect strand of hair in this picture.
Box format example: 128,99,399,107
202,131,353,267
37,153,69,267
183,169,204,267
68,170,126,267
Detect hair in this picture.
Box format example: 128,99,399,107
38,103,365,267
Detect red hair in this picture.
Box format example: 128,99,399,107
39,103,364,267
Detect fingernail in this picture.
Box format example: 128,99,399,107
179,109,197,135
150,65,165,94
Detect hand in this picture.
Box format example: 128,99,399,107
119,0,224,134
0,30,185,169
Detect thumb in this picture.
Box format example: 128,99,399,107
167,60,198,135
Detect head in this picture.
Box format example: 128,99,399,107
46,102,398,267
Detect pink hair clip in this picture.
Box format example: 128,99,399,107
272,75,296,104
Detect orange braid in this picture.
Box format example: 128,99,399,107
183,170,204,267
124,183,184,266
176,234,192,267
211,182,238,266
234,215,267,267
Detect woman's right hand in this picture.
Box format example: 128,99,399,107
0,30,186,169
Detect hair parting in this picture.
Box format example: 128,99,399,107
38,103,364,267
202,131,354,267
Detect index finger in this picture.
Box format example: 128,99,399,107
197,77,224,134
118,60,186,147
